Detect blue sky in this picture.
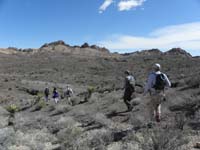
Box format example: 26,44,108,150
0,0,200,55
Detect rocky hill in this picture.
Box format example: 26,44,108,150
38,40,111,57
0,41,200,150
164,48,192,57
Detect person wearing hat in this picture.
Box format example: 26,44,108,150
144,63,171,122
63,85,74,105
123,70,136,111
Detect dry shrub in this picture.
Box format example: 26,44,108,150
185,76,200,89
6,104,19,113
73,128,113,150
175,112,187,130
140,127,188,150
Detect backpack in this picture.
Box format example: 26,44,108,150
153,73,166,90
65,88,73,96
127,75,136,89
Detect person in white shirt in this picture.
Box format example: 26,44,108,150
144,63,171,122
64,86,74,105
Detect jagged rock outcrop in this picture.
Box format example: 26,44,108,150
139,49,163,55
81,43,90,48
40,40,70,49
122,49,163,56
38,40,110,57
90,45,109,53
164,48,192,57
122,48,193,58
80,43,109,53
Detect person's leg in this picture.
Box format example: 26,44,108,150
154,93,163,122
155,104,161,122
68,97,72,106
124,99,130,109
151,94,159,122
45,95,49,101
55,98,59,103
124,90,132,111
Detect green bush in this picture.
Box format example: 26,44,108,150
87,86,95,95
6,104,19,113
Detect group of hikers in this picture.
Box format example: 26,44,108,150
124,63,171,122
44,86,74,105
42,63,170,123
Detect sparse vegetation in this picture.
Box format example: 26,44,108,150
137,127,189,150
175,112,187,130
0,44,200,149
38,99,46,108
87,86,95,96
6,104,19,113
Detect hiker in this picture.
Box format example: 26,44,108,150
44,87,49,101
63,86,74,105
144,63,171,122
123,70,136,111
52,87,59,103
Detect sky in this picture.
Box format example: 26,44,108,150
0,0,200,56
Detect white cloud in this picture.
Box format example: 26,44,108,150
99,0,146,13
118,0,145,11
99,22,200,54
99,0,113,13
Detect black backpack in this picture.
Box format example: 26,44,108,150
153,73,166,90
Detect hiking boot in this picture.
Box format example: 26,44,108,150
127,105,133,111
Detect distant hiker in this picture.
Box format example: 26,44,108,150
52,87,59,103
44,87,49,101
123,70,136,111
144,63,171,122
64,86,74,105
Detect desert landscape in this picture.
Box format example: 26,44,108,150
0,40,199,150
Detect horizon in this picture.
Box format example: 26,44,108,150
0,0,200,56
1,39,198,57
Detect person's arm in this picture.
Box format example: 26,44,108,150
164,74,171,87
71,89,74,95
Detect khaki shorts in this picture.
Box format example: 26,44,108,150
148,91,165,114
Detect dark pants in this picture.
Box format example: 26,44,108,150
123,87,134,110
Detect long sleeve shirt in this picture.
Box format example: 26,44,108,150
144,71,171,94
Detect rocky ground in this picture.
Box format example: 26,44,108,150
0,41,200,150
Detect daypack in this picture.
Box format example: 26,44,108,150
65,88,73,96
127,75,136,89
153,73,166,90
